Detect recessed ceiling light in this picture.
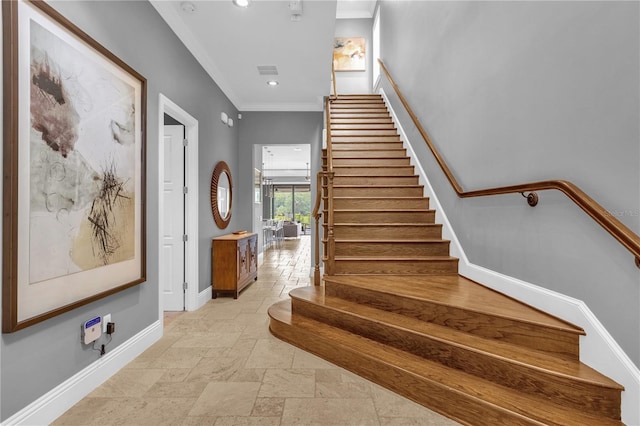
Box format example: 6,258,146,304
180,1,196,13
232,0,250,8
293,147,302,151
266,80,279,87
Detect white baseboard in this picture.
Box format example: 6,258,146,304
3,320,163,426
197,286,213,309
380,87,640,425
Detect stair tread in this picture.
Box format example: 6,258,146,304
333,185,423,188
335,255,457,260
323,274,585,336
269,300,622,426
334,238,449,243
289,286,622,390
334,223,441,226
332,209,434,212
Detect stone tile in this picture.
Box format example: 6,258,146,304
189,382,260,417
144,381,208,398
251,397,285,417
159,368,192,382
214,417,280,426
379,416,459,426
258,369,315,398
245,338,295,368
148,347,210,369
371,385,437,418
172,332,242,349
185,356,249,382
52,397,136,425
315,369,342,383
88,369,165,397
292,349,335,369
281,398,379,425
181,417,218,426
119,397,197,425
315,380,371,399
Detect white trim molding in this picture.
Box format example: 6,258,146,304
3,321,162,426
379,87,640,426
158,94,200,314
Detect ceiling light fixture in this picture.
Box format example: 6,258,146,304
266,80,279,87
180,1,196,13
232,0,250,8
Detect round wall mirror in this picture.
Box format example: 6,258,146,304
211,161,233,229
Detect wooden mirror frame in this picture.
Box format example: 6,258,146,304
211,161,233,229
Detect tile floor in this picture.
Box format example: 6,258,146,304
54,236,459,425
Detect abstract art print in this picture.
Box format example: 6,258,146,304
2,0,147,332
333,37,366,71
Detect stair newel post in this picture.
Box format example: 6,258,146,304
312,172,323,286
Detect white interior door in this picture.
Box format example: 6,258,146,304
162,124,185,311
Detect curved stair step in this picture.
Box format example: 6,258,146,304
289,286,622,419
268,300,622,426
323,274,585,359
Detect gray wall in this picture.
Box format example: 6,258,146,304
237,112,323,267
378,1,640,366
334,18,373,94
1,1,237,419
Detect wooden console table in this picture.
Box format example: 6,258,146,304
211,232,258,299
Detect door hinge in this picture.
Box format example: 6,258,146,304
183,138,188,147
183,186,188,194
183,282,188,291
183,235,188,242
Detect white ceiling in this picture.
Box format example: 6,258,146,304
150,0,376,112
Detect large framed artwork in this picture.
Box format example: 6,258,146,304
2,0,147,332
333,37,366,71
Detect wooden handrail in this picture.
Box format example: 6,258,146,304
324,97,336,275
331,60,337,99
378,59,640,267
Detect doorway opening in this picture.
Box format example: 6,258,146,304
158,95,199,318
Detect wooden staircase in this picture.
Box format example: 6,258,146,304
268,94,624,425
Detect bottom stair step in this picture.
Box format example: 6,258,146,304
268,300,623,426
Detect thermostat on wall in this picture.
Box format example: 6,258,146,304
82,316,102,344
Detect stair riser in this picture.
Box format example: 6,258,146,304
334,259,458,275
331,124,396,130
332,99,385,103
330,225,442,239
331,118,393,125
332,166,415,176
324,281,580,359
329,158,411,167
269,316,541,426
331,113,389,121
331,150,407,159
334,241,450,257
331,124,397,131
333,187,423,197
331,135,400,144
330,108,388,115
332,210,435,223
333,176,419,185
331,130,398,137
291,299,618,419
332,142,404,150
331,104,387,110
333,198,429,209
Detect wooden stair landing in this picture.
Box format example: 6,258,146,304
268,93,624,425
